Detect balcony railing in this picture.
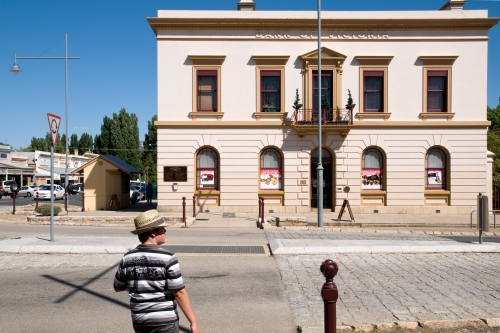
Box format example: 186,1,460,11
291,108,353,126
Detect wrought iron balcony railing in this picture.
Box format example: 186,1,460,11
291,108,353,126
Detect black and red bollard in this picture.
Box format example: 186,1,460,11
193,195,196,218
260,197,265,229
182,196,186,227
81,192,85,212
64,193,68,212
35,192,39,210
320,259,339,333
257,197,262,228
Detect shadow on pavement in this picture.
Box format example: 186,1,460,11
42,263,191,332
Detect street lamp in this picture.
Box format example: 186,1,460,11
317,0,324,227
9,33,80,192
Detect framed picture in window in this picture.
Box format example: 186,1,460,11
260,169,281,190
361,169,382,190
199,168,215,187
427,169,443,186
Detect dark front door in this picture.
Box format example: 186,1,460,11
311,148,333,209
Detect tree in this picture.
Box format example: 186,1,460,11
94,108,142,169
70,134,79,153
78,133,93,154
488,105,500,131
142,115,158,183
27,136,50,151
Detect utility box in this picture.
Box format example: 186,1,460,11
477,193,489,232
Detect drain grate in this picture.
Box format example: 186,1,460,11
165,245,265,254
222,212,236,218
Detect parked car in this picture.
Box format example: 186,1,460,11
130,186,141,204
1,180,18,198
0,185,4,199
68,183,83,195
17,185,39,198
36,184,65,200
133,185,146,200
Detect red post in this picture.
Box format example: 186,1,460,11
81,192,85,212
182,196,186,227
35,192,39,210
320,259,339,333
193,195,196,218
64,193,68,212
12,192,16,215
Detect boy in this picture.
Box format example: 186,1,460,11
114,210,200,333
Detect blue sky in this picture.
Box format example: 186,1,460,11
1,0,499,150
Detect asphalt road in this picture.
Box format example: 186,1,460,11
0,193,82,208
0,225,296,333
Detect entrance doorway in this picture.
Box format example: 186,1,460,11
311,148,334,210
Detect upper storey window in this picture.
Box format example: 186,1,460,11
197,70,218,111
251,56,289,114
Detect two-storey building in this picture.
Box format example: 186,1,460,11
148,0,499,214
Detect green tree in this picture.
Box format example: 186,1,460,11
78,133,93,154
70,134,79,153
142,115,158,183
27,136,50,151
488,105,500,131
94,108,141,169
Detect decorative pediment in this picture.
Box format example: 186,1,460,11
299,47,347,70
300,47,347,63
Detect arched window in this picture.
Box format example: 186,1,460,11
260,148,282,190
362,148,383,190
196,148,218,190
426,148,446,189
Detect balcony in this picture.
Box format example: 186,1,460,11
291,108,353,137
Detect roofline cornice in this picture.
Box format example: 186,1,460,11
147,17,500,35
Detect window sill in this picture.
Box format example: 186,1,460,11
356,112,391,121
195,190,220,195
420,112,455,121
258,190,284,196
361,190,387,196
424,190,450,196
253,112,288,121
189,112,224,121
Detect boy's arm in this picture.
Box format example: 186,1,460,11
175,288,200,333
113,259,128,292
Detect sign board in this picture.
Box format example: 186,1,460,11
337,199,355,222
46,113,61,147
164,166,188,182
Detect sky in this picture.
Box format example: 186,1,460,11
1,0,499,150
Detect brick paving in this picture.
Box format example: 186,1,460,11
268,231,500,327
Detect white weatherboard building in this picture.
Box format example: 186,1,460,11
148,0,499,214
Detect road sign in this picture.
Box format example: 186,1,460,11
46,113,61,147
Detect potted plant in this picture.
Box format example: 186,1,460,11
263,101,277,112
342,89,356,125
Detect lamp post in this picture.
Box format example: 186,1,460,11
9,34,80,192
317,0,324,227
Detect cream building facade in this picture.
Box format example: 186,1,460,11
148,0,499,214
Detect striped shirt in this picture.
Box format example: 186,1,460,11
113,244,185,326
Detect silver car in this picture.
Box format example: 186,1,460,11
37,184,65,200
17,185,39,197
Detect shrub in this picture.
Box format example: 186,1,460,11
35,205,62,216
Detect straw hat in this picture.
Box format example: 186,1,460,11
131,209,168,235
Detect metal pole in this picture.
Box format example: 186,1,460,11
182,197,186,227
64,33,69,193
317,0,324,227
50,145,54,242
193,195,196,218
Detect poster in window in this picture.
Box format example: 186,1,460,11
427,169,443,186
260,169,281,190
199,168,215,187
312,179,325,188
361,169,382,190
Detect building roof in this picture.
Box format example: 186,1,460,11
39,167,79,175
0,161,35,171
71,155,142,175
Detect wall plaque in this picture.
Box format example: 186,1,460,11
163,166,187,182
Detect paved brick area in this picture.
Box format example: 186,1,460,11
0,253,122,270
275,252,500,327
